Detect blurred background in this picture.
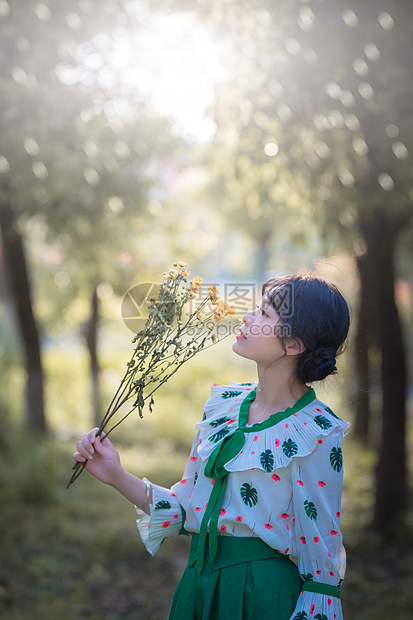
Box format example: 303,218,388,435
0,0,412,618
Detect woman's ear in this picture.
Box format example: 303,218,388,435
285,337,305,356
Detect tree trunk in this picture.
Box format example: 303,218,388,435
85,285,102,427
0,199,47,434
361,209,409,536
353,252,372,443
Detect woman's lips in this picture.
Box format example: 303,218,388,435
236,329,247,340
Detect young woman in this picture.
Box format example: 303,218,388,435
74,274,351,620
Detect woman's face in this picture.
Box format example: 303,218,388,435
232,295,286,366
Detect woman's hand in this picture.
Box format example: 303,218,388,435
73,428,123,486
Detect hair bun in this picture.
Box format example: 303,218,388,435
297,347,337,383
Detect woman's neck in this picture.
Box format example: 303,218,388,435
249,364,308,424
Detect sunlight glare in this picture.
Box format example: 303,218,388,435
75,11,229,143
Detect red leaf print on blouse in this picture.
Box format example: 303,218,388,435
275,439,280,447
219,508,227,516
195,507,201,512
264,523,273,529
300,536,306,544
316,570,322,575
254,435,258,441
284,547,289,554
336,511,341,518
173,514,179,519
310,604,315,614
180,479,187,484
313,536,320,543
318,480,326,487
190,457,198,462
281,513,289,519
330,530,338,535
220,525,227,532
235,516,243,522
330,571,335,576
271,473,281,481
318,439,323,444
297,480,304,486
162,521,171,528
328,598,332,606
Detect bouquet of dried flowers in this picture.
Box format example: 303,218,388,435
67,261,235,488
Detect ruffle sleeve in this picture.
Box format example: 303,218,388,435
135,427,201,555
287,423,350,620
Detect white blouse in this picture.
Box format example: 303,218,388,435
136,382,351,620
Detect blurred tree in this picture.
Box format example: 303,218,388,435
159,0,413,535
0,0,176,431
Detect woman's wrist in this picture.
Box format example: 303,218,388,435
110,470,152,512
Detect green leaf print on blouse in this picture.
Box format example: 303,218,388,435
208,427,230,443
304,500,318,521
330,446,343,472
259,449,275,472
209,416,230,428
282,438,299,458
300,572,314,582
314,615,328,620
313,415,332,430
324,406,339,419
240,482,259,507
292,612,308,620
221,390,243,399
154,500,171,510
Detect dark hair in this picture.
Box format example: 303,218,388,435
262,274,350,383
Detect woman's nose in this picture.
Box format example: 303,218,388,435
242,310,254,324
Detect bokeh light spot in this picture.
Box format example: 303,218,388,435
358,82,375,100
386,124,399,138
34,2,51,21
0,1,10,17
378,12,394,30
353,58,369,77
392,142,408,160
264,142,279,157
32,161,48,180
378,173,395,191
317,187,331,201
0,155,10,173
342,9,358,27
84,167,100,185
364,42,380,61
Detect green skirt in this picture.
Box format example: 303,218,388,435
169,534,303,620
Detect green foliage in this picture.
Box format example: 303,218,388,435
154,500,171,510
313,415,333,430
330,447,343,473
209,416,230,428
240,482,258,507
282,438,298,458
208,427,230,443
304,500,318,521
259,449,274,472
221,390,243,399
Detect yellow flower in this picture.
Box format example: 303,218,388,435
177,260,188,267
208,284,219,304
191,275,203,293
181,268,190,277
227,305,235,317
213,299,226,323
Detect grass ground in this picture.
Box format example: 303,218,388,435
1,345,412,619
